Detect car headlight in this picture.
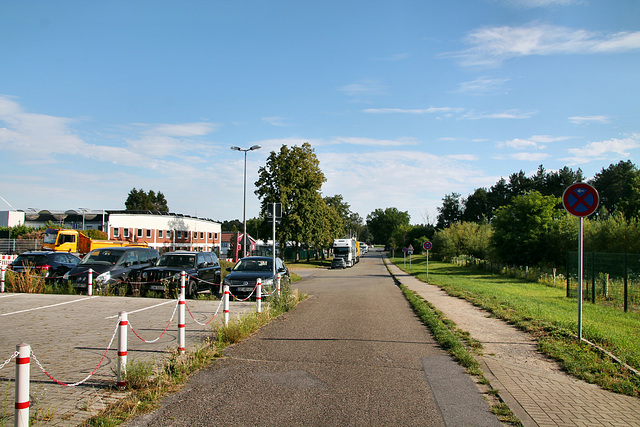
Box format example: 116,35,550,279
95,271,111,285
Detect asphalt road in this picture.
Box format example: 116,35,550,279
128,251,500,426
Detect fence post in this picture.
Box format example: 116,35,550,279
178,290,186,354
277,273,281,298
604,273,609,299
223,285,229,326
180,271,185,300
566,255,570,298
256,278,262,314
624,253,629,313
88,268,93,296
591,252,595,303
15,343,30,427
1,265,5,293
117,312,128,389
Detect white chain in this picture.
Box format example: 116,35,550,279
0,351,19,371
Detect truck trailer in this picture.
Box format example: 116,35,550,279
332,238,357,267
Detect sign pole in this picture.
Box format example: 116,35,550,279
578,216,583,340
426,250,429,281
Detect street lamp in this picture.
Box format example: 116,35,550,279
231,145,262,259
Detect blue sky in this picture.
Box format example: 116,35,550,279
1,0,639,225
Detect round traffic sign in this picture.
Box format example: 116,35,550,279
423,241,432,250
402,247,408,253
563,183,599,217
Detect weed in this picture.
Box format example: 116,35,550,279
491,402,522,425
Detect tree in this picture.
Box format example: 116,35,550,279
462,188,491,223
323,194,350,237
590,160,640,220
366,207,410,247
254,143,331,261
125,188,169,212
436,193,462,229
490,191,562,266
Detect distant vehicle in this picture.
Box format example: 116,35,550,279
63,246,159,294
333,238,357,267
331,257,347,269
42,228,148,256
8,251,81,282
139,251,222,298
223,256,290,299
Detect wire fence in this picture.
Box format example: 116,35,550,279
0,239,42,254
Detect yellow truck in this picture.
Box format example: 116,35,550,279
42,228,147,256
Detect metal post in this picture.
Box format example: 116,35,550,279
223,284,230,326
180,271,186,300
426,250,429,281
272,202,276,279
242,149,247,258
276,273,281,298
14,343,30,427
624,253,629,313
578,217,583,341
117,312,128,388
1,265,5,293
256,278,262,314
88,268,93,296
178,289,186,354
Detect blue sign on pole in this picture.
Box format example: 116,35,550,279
562,183,599,217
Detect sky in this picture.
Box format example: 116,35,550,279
1,0,639,225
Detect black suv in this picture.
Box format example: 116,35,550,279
63,246,159,294
223,256,290,299
139,251,221,298
8,251,81,282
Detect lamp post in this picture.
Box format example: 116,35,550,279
231,145,261,259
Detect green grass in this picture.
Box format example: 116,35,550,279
392,255,640,397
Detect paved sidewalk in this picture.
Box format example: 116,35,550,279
385,258,640,426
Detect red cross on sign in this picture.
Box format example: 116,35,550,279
562,183,599,217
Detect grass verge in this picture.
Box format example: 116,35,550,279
392,255,640,397
83,287,306,426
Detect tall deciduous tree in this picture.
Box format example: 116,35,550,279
436,193,462,229
590,160,640,220
366,207,410,247
125,188,169,212
254,142,333,260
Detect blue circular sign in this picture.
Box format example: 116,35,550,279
563,183,599,217
423,241,432,250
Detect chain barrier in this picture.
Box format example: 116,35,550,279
229,284,257,302
0,351,19,371
128,299,179,343
185,297,224,326
30,319,120,387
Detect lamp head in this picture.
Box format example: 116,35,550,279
230,146,241,151
249,145,262,151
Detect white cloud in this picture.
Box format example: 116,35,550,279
452,24,640,67
363,107,464,115
339,80,386,97
508,152,550,161
262,117,291,127
569,115,610,125
464,109,537,120
333,136,418,147
455,77,510,95
502,0,580,7
498,134,571,150
564,133,640,164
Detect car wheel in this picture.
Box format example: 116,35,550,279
187,280,197,299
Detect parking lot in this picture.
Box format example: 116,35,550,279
0,292,256,425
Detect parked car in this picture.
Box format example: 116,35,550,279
8,251,81,282
331,257,347,269
138,251,221,298
63,246,159,294
223,256,290,299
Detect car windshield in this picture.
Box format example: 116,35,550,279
80,249,125,265
14,255,48,265
156,254,196,268
43,231,58,244
335,247,351,255
233,259,272,272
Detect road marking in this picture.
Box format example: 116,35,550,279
104,299,177,319
0,293,20,299
0,296,99,316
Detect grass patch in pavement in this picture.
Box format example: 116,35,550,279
84,287,306,426
392,256,640,398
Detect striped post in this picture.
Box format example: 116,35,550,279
276,273,281,298
117,312,128,389
180,271,186,300
223,284,229,327
256,278,262,314
87,268,93,296
1,265,5,293
15,343,30,427
178,291,186,354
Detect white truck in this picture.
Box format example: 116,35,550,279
332,238,357,268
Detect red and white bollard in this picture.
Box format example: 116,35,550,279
15,343,30,427
256,278,262,314
1,265,5,293
276,273,282,298
178,291,186,354
117,312,128,389
180,271,186,299
223,284,229,327
87,268,93,296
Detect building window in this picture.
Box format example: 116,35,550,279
167,230,172,239
158,230,163,238
146,229,152,238
137,229,143,238
200,232,204,239
124,228,130,238
114,228,120,238
208,232,213,240
214,233,218,240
